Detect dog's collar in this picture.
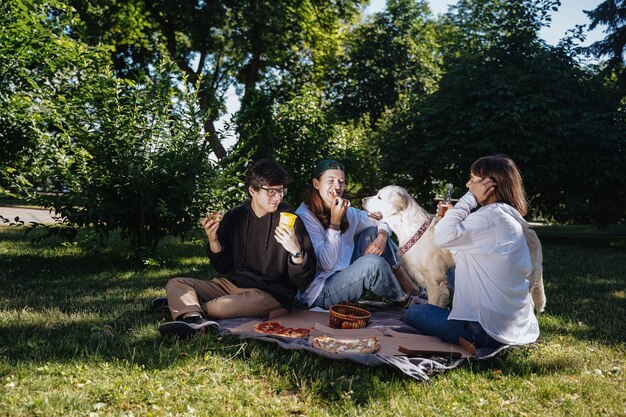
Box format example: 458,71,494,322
398,216,434,256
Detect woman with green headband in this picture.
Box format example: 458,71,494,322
295,159,423,309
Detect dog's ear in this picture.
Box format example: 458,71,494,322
397,192,409,211
390,191,409,223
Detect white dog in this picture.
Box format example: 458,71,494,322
520,225,547,312
362,185,454,308
363,185,546,313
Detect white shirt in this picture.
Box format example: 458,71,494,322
295,203,392,306
433,191,540,345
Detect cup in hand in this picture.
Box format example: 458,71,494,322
279,212,297,229
438,201,451,218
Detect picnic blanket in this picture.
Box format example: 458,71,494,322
213,302,511,382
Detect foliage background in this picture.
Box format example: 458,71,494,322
1,2,625,414
0,225,624,416
1,0,625,254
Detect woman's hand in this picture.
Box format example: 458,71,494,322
367,211,383,221
364,232,387,256
436,201,453,218
274,225,302,260
329,191,350,227
466,177,497,205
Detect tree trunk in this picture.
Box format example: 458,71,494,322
144,0,226,159
238,21,263,148
204,118,226,159
198,89,226,159
244,23,262,96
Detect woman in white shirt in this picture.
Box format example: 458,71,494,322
296,159,420,309
404,155,540,348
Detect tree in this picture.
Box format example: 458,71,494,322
68,0,364,160
32,61,229,255
270,87,378,204
0,1,257,254
585,0,626,92
0,0,109,195
377,0,625,224
333,0,440,126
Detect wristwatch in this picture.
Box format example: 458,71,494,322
292,249,304,259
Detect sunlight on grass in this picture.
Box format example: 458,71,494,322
1,225,625,416
177,255,211,267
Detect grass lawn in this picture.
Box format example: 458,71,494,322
0,225,624,417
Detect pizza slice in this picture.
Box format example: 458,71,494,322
253,321,311,338
312,335,380,354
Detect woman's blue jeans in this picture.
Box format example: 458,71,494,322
351,226,401,268
312,227,405,309
404,304,503,349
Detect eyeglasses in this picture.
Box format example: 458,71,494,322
261,186,288,198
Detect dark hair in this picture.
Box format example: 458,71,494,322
302,167,349,233
245,159,290,197
470,155,528,216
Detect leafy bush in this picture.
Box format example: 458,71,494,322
0,0,98,194
376,1,626,224
32,62,226,255
271,88,379,205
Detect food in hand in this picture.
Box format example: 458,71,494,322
205,211,224,222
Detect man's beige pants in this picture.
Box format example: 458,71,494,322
165,277,282,320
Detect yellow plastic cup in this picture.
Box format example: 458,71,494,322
279,212,297,229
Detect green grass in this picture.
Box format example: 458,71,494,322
533,224,626,249
0,226,624,417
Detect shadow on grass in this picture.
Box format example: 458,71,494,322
0,226,624,396
0,310,406,406
540,244,626,345
534,224,626,249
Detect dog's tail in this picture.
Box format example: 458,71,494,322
525,228,546,313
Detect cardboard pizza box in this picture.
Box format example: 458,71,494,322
228,309,472,358
228,309,329,334
268,309,329,328
309,324,472,358
310,323,385,338
384,329,473,358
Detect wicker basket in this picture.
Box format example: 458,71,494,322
329,304,371,329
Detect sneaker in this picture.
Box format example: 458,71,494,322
403,294,428,309
150,297,169,312
159,316,220,339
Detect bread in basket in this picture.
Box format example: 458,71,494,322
329,304,371,329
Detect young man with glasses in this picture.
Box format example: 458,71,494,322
158,159,316,338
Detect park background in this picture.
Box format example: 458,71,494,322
1,0,625,416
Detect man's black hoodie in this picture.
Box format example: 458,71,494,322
206,200,316,308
